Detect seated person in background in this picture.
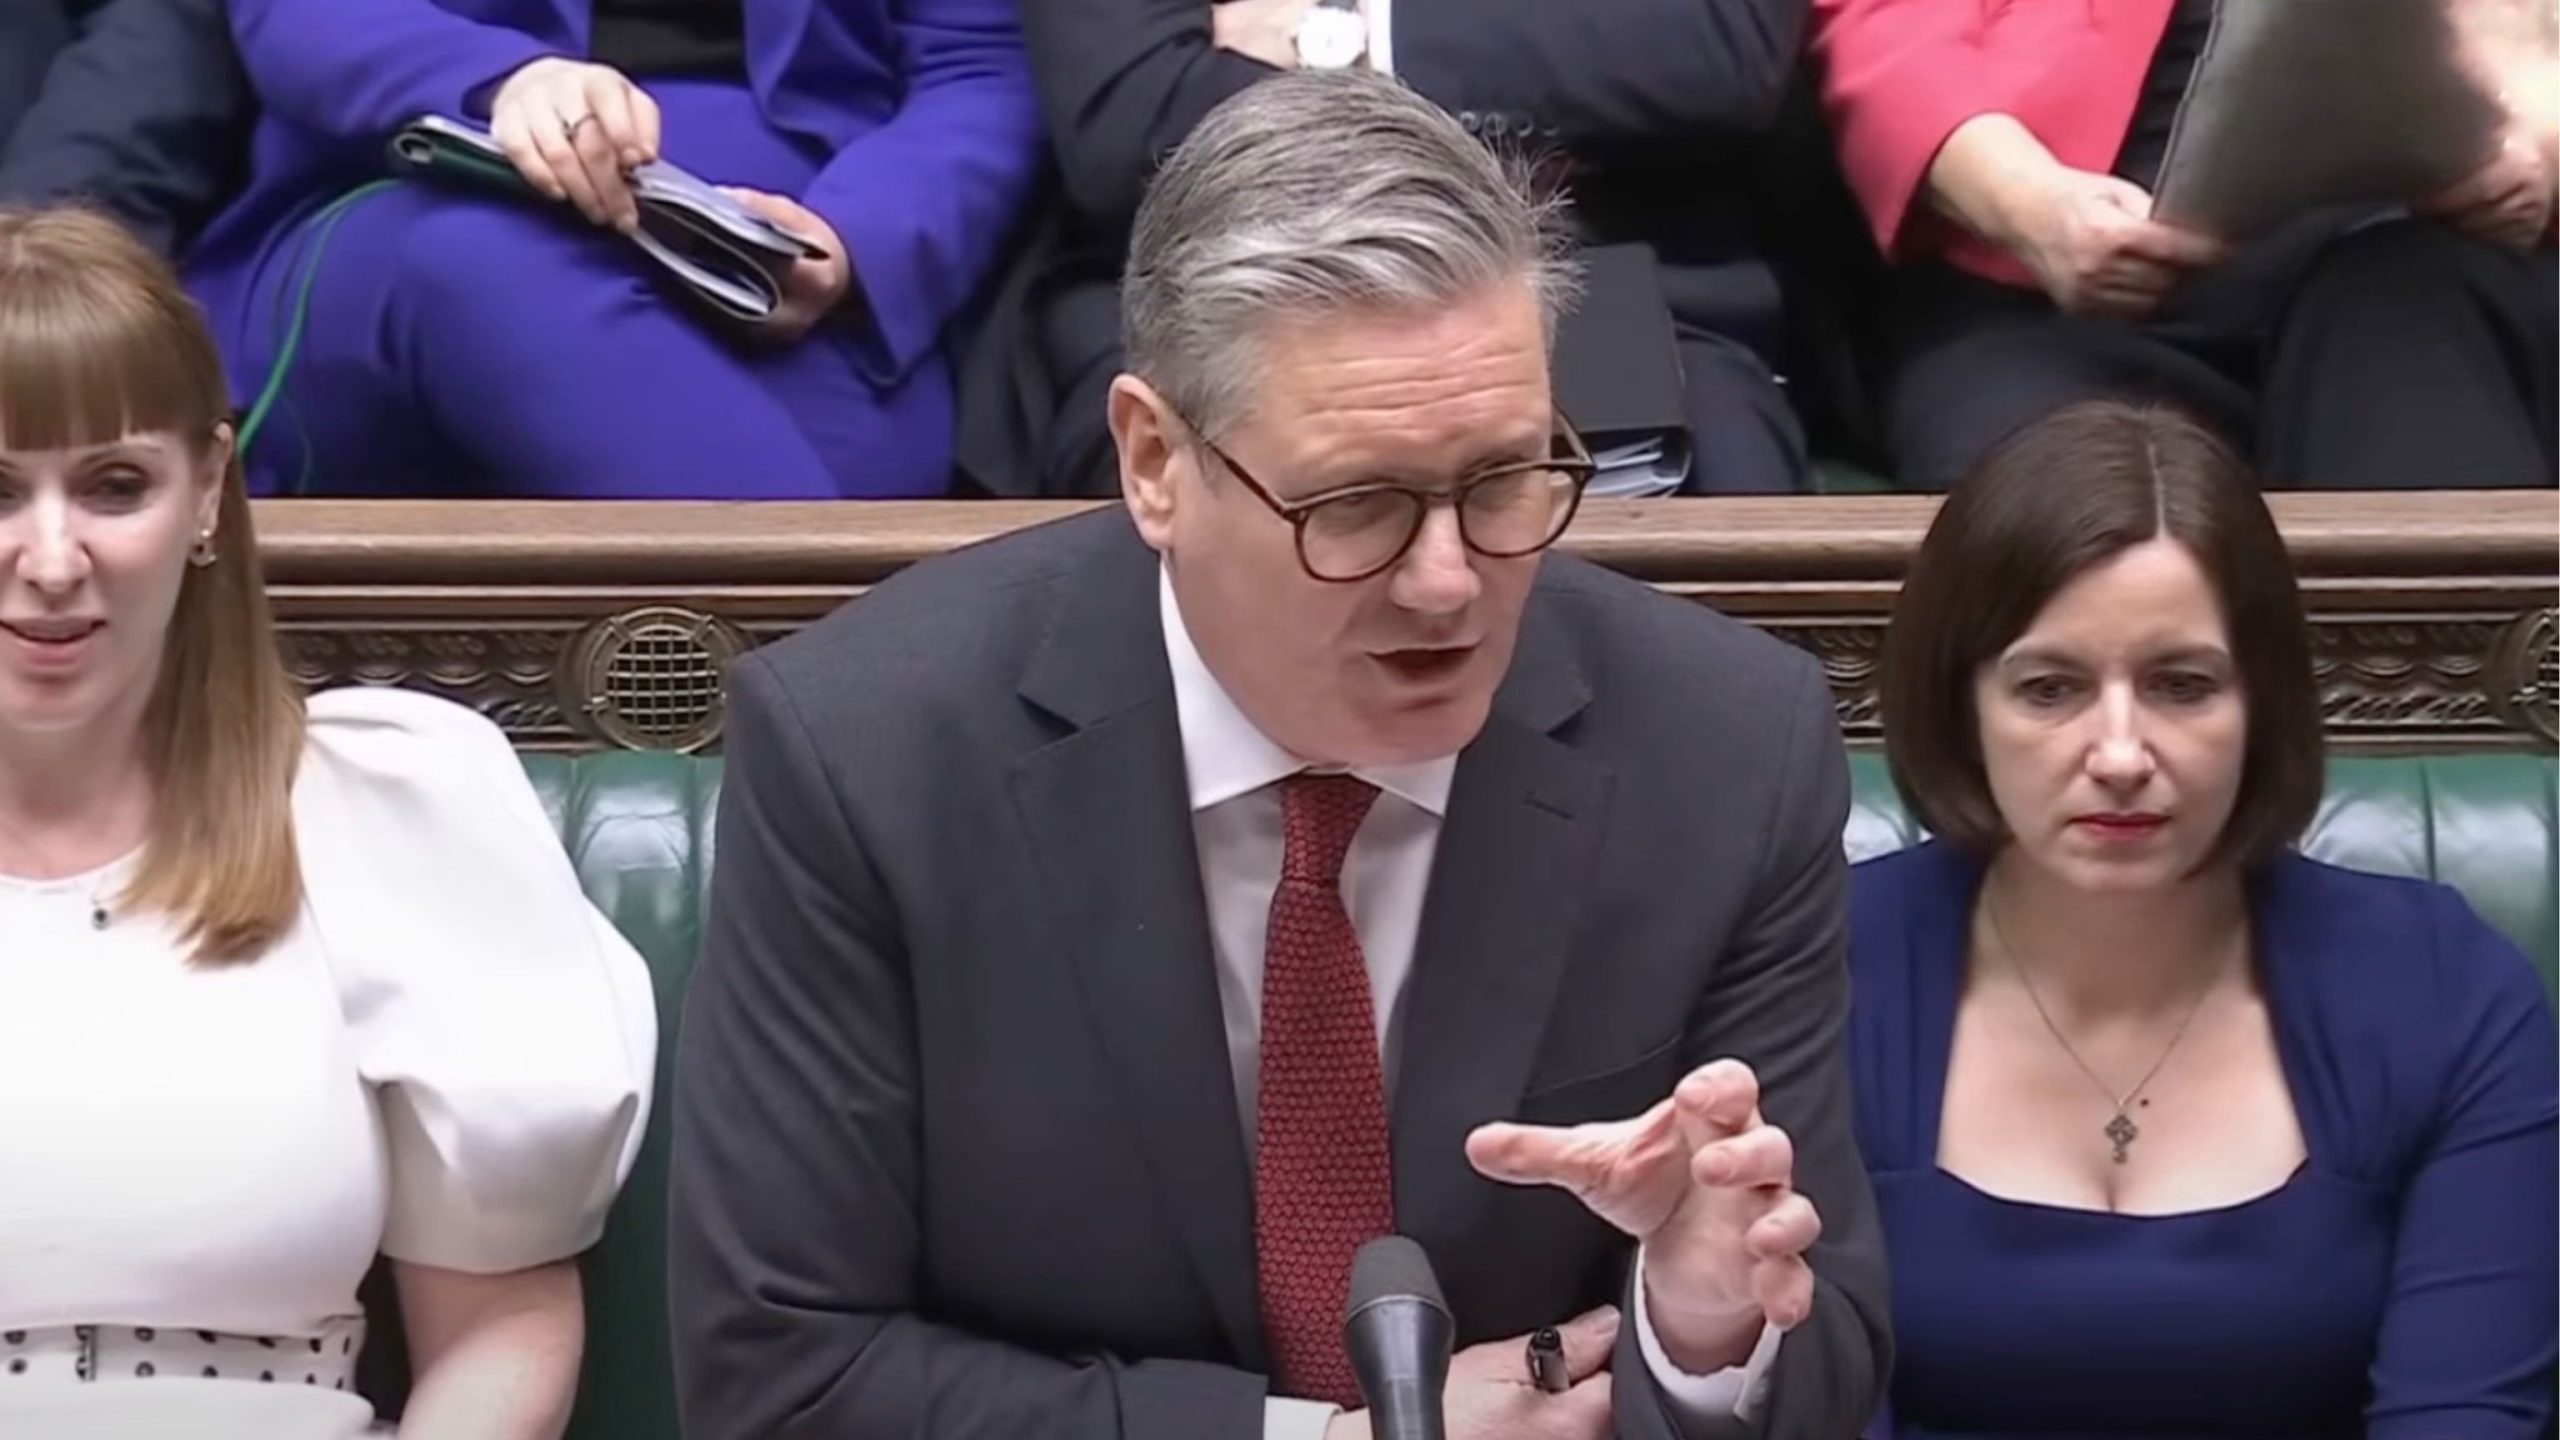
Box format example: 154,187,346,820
183,0,1043,499
1809,0,2559,491
1851,400,2557,1436
959,0,1815,497
0,0,252,255
0,207,655,1440
673,73,1888,1440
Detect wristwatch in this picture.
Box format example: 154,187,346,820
1294,0,1369,72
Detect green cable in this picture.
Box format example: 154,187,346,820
235,179,402,492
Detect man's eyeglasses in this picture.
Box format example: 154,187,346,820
1189,416,1598,583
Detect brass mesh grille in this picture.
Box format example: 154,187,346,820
564,608,746,752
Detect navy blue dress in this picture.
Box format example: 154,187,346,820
1850,843,2558,1439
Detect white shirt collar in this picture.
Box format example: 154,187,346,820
1159,566,1456,818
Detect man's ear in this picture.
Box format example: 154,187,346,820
1110,375,1186,553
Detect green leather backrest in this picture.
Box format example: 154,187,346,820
519,747,2556,1440
520,753,719,1440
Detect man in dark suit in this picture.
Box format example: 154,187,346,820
957,0,1812,499
672,71,1887,1440
0,0,252,255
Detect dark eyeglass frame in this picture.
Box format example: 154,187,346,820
1187,413,1599,583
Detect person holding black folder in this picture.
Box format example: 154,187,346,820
957,0,1816,498
1808,0,2557,493
180,0,1045,498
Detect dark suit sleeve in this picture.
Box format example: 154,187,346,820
2365,895,2557,1438
1388,0,1806,157
1020,0,1279,229
669,655,1269,1440
0,0,251,255
1612,651,1890,1440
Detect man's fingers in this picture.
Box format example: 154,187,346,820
1746,1191,1822,1259
1555,1304,1621,1382
1750,1255,1816,1332
1672,1060,1760,1140
1558,1369,1614,1434
1692,1124,1793,1191
1465,1101,1673,1193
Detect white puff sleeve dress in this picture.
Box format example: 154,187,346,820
0,688,655,1439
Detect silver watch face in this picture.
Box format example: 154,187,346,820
1296,6,1367,70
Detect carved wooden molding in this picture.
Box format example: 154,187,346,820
253,494,2560,753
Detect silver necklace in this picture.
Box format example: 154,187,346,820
1983,893,2226,1165
0,816,117,930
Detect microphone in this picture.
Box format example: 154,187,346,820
1342,1236,1454,1440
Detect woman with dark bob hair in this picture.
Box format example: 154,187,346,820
1849,400,2556,1436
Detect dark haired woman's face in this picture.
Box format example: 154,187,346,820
1973,537,2249,893
0,427,223,744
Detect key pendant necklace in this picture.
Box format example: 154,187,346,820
1985,894,2223,1165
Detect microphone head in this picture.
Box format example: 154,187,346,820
1346,1236,1449,1323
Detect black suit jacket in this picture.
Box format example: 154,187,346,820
954,0,1809,498
0,0,251,255
670,508,1890,1439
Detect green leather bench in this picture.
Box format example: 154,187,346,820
521,749,2557,1440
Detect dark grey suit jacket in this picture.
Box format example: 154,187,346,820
0,0,251,255
670,508,1890,1439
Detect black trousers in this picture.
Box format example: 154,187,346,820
1872,217,2558,491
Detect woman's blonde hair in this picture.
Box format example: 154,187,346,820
0,206,304,963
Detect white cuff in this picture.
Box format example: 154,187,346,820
1267,1396,1343,1440
1364,0,1395,75
1631,1249,1783,1422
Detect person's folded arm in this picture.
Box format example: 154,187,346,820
670,655,1282,1440
0,0,251,254
1387,0,1805,158
798,0,1046,388
1021,0,1281,231
224,0,554,147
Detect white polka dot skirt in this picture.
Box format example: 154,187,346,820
0,1316,363,1390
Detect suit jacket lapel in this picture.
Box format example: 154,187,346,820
1008,521,1264,1366
1392,598,1611,1254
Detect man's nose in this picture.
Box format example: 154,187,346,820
1388,504,1481,615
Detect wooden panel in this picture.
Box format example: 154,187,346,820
253,493,2560,753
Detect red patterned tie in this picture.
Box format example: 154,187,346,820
1255,773,1392,1407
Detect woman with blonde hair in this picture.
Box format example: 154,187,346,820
0,205,654,1438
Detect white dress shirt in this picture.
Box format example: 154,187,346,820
1159,571,1778,1438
